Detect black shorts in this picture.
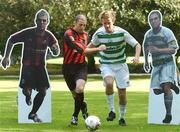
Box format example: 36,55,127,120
62,63,87,91
19,66,50,91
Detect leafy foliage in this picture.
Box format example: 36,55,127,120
0,0,179,57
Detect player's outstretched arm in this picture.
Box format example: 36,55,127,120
85,42,106,54
1,40,14,70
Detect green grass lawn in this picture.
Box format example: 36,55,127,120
1,91,180,132
0,77,180,132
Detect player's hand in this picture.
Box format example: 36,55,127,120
98,45,106,51
51,44,60,56
144,63,151,73
1,57,10,70
131,57,139,64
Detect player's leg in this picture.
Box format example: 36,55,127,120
73,79,85,119
63,71,78,125
69,90,79,125
28,66,49,123
63,72,79,125
28,88,46,123
19,66,33,106
160,62,176,123
68,66,88,125
100,64,116,121
22,87,32,106
115,63,129,126
75,79,88,120
104,76,116,121
161,82,172,123
70,81,86,126
75,65,88,120
118,89,127,126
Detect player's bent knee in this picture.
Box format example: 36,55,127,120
106,82,113,89
22,88,32,97
160,82,172,93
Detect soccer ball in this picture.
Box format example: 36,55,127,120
85,115,101,131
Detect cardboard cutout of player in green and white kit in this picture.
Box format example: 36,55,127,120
143,10,180,125
1,9,60,123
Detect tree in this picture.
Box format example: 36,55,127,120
0,0,179,72
112,0,180,57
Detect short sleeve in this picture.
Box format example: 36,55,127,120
164,28,179,49
91,32,100,47
124,30,138,47
142,31,150,48
10,30,26,43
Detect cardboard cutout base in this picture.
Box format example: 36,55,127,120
18,87,51,123
148,88,180,125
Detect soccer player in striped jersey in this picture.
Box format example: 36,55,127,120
143,10,179,123
62,14,106,126
87,10,141,126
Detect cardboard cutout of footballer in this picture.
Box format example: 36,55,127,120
143,10,180,125
0,9,60,123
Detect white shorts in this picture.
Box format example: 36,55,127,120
100,63,130,89
150,61,176,89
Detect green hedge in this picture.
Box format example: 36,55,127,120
0,63,179,75
0,64,62,75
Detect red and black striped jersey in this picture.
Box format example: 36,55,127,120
9,27,57,66
63,28,88,64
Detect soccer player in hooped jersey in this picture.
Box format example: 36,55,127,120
87,11,141,126
1,9,60,122
62,14,106,125
143,10,179,123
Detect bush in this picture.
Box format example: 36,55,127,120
0,63,179,75
0,64,62,76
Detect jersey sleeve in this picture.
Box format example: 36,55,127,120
124,30,138,47
91,32,100,47
142,31,150,48
64,30,85,54
165,28,179,49
9,29,26,43
91,27,104,47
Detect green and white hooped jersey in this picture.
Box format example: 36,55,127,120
143,26,179,66
91,26,138,64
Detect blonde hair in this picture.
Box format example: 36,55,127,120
99,10,116,22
